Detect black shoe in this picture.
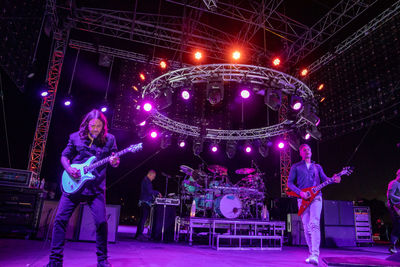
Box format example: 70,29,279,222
97,260,113,267
45,261,62,267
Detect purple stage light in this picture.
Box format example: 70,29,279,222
179,141,186,148
316,119,320,126
245,146,252,153
240,89,250,99
150,131,158,138
41,91,48,97
101,107,107,112
211,145,218,152
292,101,302,110
143,103,153,112
181,90,190,100
304,133,311,140
278,142,285,149
139,121,146,126
64,100,71,106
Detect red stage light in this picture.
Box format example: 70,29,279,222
300,68,308,77
160,60,167,69
232,51,241,60
320,97,326,103
139,73,146,81
194,51,202,60
318,84,324,91
272,57,281,66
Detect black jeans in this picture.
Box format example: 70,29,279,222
389,205,400,246
49,192,108,263
135,203,151,237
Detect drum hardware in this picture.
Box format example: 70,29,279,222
207,165,228,176
235,168,255,175
180,165,194,176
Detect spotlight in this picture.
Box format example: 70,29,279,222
272,57,281,66
300,103,320,126
277,141,285,149
299,127,310,140
319,97,326,103
139,73,146,81
194,51,202,60
181,89,190,100
64,100,71,106
143,103,153,112
318,84,324,91
300,68,308,77
207,77,224,105
155,89,172,110
305,133,311,140
240,89,250,99
306,126,322,140
161,132,172,149
178,140,186,148
245,146,252,153
290,95,303,111
150,131,158,139
226,140,237,159
211,144,218,153
193,138,204,156
100,106,107,113
264,89,282,111
160,60,167,69
232,51,241,60
258,139,270,158
139,121,146,126
41,91,49,97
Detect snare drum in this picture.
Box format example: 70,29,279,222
214,194,242,219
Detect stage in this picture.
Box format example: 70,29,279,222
0,225,398,267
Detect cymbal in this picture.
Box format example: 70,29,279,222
192,170,208,180
182,180,202,188
235,168,255,174
180,165,194,176
208,165,228,175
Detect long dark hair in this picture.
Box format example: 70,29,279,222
79,109,108,146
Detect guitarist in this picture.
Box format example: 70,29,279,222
287,144,341,265
47,109,119,267
387,169,400,254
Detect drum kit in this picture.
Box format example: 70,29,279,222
179,164,266,219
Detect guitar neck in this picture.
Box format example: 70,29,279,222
87,147,131,171
313,175,339,193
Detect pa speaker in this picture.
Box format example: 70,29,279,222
78,204,120,243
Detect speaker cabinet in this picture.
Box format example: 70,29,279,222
324,226,356,247
287,213,307,245
78,204,120,243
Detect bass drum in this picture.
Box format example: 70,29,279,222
214,194,242,219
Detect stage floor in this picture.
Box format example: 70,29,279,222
0,225,396,267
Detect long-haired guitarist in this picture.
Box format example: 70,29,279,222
387,169,400,254
287,144,341,265
47,109,119,267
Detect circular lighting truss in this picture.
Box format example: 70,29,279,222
141,64,315,141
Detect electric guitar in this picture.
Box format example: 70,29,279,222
62,143,143,194
286,166,353,216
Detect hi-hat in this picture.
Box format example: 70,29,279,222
208,165,228,175
180,165,194,176
235,168,255,174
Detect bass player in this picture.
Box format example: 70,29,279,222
287,144,341,265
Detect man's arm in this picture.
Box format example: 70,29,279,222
61,135,80,178
388,182,400,204
287,165,301,195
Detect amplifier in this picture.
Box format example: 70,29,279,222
154,198,180,206
0,168,34,187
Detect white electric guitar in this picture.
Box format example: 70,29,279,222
62,143,143,194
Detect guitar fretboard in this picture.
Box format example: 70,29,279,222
85,143,142,173
312,177,335,193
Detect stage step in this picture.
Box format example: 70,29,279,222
322,256,400,267
214,234,283,250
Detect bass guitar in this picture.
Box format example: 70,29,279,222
62,143,143,194
286,166,353,216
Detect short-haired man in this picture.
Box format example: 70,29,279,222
387,169,400,253
288,144,341,265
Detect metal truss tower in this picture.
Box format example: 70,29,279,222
279,95,291,197
28,28,69,176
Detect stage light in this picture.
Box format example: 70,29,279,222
139,121,146,126
306,126,322,140
318,84,324,91
245,146,252,153
240,89,250,99
301,103,320,126
100,106,107,113
305,133,311,140
264,89,282,111
155,89,172,110
160,60,167,69
143,103,153,112
161,132,172,149
258,139,270,158
277,141,285,149
64,100,71,106
226,140,237,159
290,95,303,111
207,77,224,105
193,138,203,156
194,51,202,60
41,91,48,97
320,97,326,103
150,131,158,138
179,140,186,148
272,57,281,66
181,90,190,100
300,68,308,77
211,145,218,152
139,73,146,81
232,51,241,60
132,85,139,92
299,127,311,140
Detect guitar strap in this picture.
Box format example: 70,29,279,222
313,163,319,186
